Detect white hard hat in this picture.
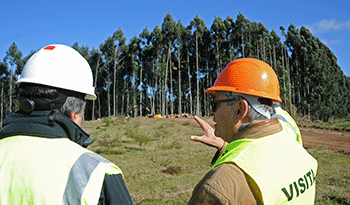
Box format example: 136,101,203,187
17,44,96,100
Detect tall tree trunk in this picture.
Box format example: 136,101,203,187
196,32,200,116
263,38,266,62
187,53,193,116
273,45,277,72
139,58,143,117
152,62,156,114
9,70,13,113
98,93,101,119
107,67,111,116
287,55,292,115
241,28,245,58
281,44,287,107
178,47,182,115
161,75,164,116
121,91,125,115
92,57,100,120
132,64,136,118
216,41,220,76
113,51,117,116
127,88,130,117
168,44,173,115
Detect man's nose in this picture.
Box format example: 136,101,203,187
209,108,214,116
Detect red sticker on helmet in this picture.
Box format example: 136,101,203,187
44,46,56,50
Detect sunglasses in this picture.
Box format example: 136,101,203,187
210,97,240,112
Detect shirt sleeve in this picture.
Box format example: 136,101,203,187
98,174,133,205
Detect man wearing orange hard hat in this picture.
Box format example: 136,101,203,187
188,58,318,204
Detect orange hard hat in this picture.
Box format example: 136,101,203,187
205,58,282,102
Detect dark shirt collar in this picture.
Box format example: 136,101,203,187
0,111,93,147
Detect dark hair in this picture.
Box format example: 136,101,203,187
18,83,60,99
18,83,86,118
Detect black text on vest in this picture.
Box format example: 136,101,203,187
281,169,316,201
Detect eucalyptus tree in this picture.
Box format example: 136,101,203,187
235,13,251,58
99,29,127,116
0,61,9,125
201,28,213,116
89,48,103,120
139,27,151,116
183,25,194,116
72,42,91,60
100,37,116,116
127,35,141,117
3,43,22,113
189,14,207,116
223,15,236,64
174,20,187,115
211,16,226,77
285,24,302,111
161,12,176,115
112,29,127,116
149,25,164,115
258,23,269,62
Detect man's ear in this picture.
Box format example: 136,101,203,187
69,111,76,121
238,100,249,122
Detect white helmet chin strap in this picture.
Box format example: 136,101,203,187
239,94,272,119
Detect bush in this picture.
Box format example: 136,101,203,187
102,117,114,127
125,126,151,148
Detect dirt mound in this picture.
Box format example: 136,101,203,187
162,166,182,175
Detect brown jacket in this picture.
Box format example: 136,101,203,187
188,118,282,205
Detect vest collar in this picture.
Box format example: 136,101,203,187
0,111,94,147
235,118,282,140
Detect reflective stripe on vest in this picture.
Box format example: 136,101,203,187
0,136,122,205
63,152,122,204
212,129,318,204
273,107,302,145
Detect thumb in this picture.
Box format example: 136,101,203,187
190,135,203,142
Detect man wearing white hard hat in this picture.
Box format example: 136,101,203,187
0,44,133,204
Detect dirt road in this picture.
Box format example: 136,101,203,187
300,127,350,154
163,117,350,154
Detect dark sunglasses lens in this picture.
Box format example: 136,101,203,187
211,102,216,112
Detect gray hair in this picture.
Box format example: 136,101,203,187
58,97,86,119
218,91,274,121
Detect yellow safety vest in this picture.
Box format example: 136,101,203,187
0,136,123,205
213,122,318,204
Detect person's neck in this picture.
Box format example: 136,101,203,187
234,118,282,141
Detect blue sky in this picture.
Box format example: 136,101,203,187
1,0,349,76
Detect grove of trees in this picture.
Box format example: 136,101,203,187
1,12,349,123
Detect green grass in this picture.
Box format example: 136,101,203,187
83,117,350,204
307,148,350,205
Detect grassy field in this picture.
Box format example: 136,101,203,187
83,116,350,205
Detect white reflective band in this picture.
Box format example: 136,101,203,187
240,94,271,119
62,152,113,204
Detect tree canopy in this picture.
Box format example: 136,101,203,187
1,13,349,122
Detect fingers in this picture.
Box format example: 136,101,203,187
194,116,211,131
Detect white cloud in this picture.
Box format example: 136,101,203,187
321,39,342,46
306,19,350,34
